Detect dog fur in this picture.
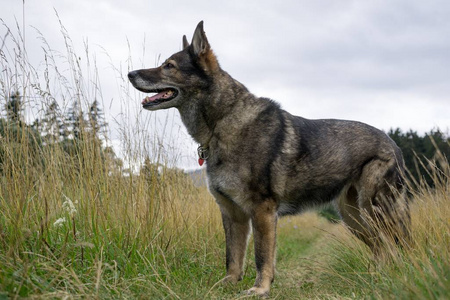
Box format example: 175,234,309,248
128,21,411,296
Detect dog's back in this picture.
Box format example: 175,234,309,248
272,114,406,216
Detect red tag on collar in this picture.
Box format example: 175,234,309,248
198,158,205,166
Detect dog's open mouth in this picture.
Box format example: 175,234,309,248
141,88,178,107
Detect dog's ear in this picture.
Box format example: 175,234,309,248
191,21,208,56
191,21,219,73
182,35,189,50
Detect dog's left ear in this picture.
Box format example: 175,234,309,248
191,21,208,56
182,35,189,50
191,21,220,73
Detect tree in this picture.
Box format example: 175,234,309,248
388,128,450,187
41,100,67,143
140,156,159,184
5,91,23,124
66,100,85,141
88,100,107,140
1,92,43,174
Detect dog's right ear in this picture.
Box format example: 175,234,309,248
190,21,220,73
182,35,189,50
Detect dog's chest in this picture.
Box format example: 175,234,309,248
206,164,253,210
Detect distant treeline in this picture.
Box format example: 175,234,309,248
388,128,449,187
0,92,122,175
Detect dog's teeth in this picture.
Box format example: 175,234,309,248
142,96,151,105
163,90,174,98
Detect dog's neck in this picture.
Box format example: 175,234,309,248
178,100,214,146
178,71,252,146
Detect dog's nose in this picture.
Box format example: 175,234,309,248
128,71,138,81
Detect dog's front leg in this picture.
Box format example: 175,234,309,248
247,200,278,297
215,194,251,283
221,212,251,283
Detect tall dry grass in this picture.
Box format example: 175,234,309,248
0,18,222,298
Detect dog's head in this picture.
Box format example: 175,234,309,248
128,21,220,111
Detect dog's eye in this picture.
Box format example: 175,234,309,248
164,62,174,69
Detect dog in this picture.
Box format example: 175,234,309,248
128,21,411,297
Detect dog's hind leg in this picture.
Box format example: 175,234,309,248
354,158,411,256
214,192,251,283
337,185,377,249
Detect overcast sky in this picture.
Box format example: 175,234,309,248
1,0,450,169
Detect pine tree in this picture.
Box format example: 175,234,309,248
88,100,107,142
41,100,67,143
1,92,42,174
66,100,85,141
5,91,23,124
388,128,450,187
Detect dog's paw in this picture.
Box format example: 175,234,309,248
245,286,269,298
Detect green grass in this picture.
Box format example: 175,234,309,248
0,17,449,299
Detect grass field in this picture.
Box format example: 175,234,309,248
0,153,448,299
0,19,449,299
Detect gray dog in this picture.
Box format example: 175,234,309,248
128,21,411,296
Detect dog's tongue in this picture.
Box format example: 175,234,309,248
142,89,174,105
